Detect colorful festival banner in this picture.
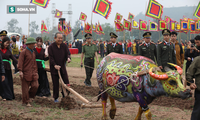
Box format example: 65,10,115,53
30,0,50,8
149,20,158,31
54,9,62,18
123,19,131,31
169,20,175,31
188,18,194,30
79,12,87,22
165,16,171,23
190,22,195,32
158,20,167,30
93,0,112,19
67,22,72,34
132,20,139,29
41,21,48,33
139,19,148,31
58,22,63,33
115,13,123,21
63,22,69,36
175,22,180,31
180,19,188,31
114,21,124,32
128,12,134,21
146,0,163,19
84,23,92,34
194,2,200,19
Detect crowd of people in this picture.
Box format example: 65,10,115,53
0,28,200,119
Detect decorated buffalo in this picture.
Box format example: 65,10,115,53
96,53,191,120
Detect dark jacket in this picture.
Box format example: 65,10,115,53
0,54,5,75
157,41,176,68
48,42,69,75
33,48,49,69
138,42,157,62
186,56,200,92
106,42,123,55
0,49,18,70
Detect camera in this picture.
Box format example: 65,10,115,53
191,44,194,47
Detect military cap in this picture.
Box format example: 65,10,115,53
162,29,171,35
143,32,151,38
171,31,178,36
110,32,118,38
84,33,92,39
0,30,7,36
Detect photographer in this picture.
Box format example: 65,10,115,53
184,39,195,74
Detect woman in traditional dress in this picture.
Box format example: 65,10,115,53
0,37,18,100
34,37,51,97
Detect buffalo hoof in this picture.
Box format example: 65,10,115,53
101,115,108,120
109,109,116,119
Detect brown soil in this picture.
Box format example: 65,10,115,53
151,96,195,110
0,113,32,120
59,96,80,110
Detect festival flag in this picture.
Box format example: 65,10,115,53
165,16,171,23
81,23,84,35
180,19,188,31
41,21,48,33
188,18,194,30
114,21,124,32
190,22,195,33
92,24,96,31
54,9,62,18
79,12,87,22
115,13,123,21
132,20,139,29
145,0,163,19
195,19,200,31
194,2,200,19
149,20,158,31
58,22,63,33
169,20,175,31
68,22,72,34
30,0,50,8
84,23,92,34
139,19,148,31
93,0,112,19
158,20,167,30
97,22,105,35
63,23,69,35
128,12,134,21
175,22,180,31
123,19,131,31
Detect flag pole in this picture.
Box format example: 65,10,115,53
28,1,31,37
91,0,95,30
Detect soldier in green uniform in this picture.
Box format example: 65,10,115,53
157,29,176,72
81,33,99,86
138,32,157,62
106,32,123,55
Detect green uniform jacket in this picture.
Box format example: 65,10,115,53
157,41,176,67
106,42,123,55
186,56,200,92
138,42,157,62
82,43,98,58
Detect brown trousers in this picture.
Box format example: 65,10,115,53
21,78,39,104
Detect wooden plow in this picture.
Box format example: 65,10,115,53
57,70,108,108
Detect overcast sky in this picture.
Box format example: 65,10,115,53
0,0,198,34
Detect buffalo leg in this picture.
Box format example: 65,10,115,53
134,106,143,120
144,109,152,120
101,92,108,120
109,96,116,119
